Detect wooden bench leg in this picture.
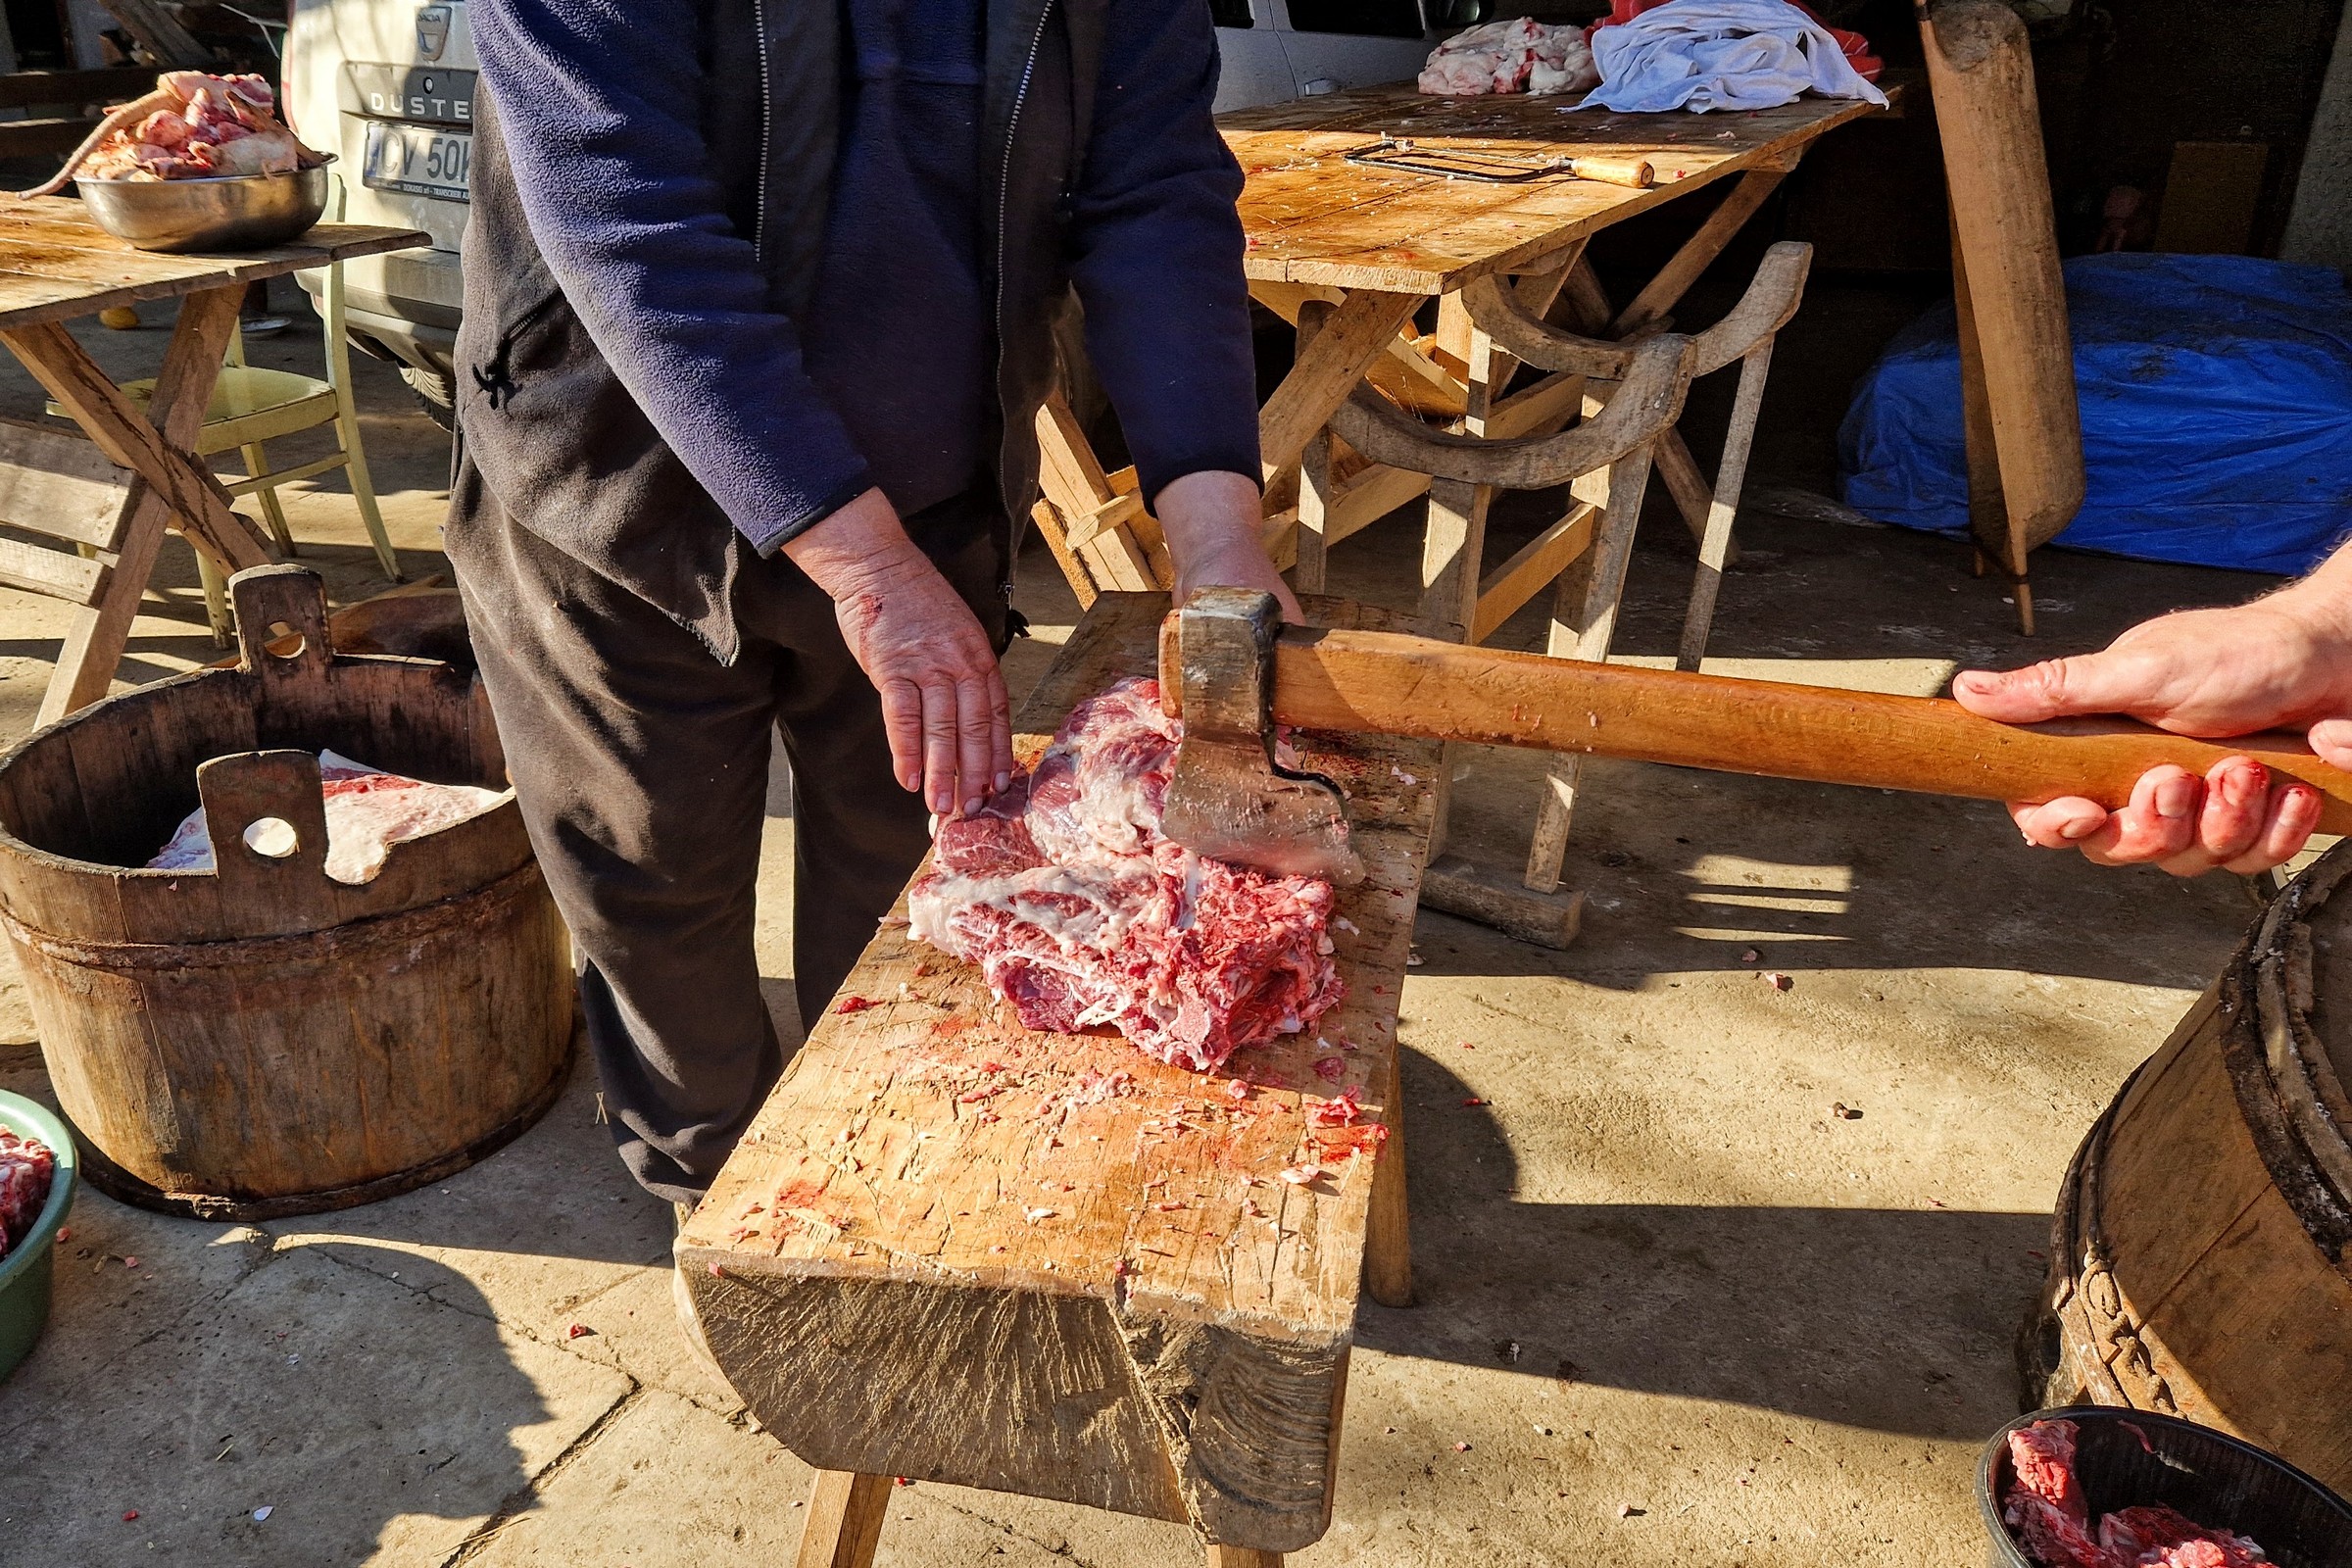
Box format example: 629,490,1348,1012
1675,341,1776,673
1365,1050,1413,1307
1207,1546,1283,1568
796,1470,892,1568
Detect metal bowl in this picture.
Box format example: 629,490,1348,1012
75,159,334,255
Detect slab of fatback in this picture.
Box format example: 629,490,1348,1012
680,592,1439,1553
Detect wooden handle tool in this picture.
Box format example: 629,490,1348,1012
1564,154,1653,188
1155,593,2352,885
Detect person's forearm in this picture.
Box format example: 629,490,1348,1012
1155,469,1264,561
2268,537,2352,643
780,488,928,601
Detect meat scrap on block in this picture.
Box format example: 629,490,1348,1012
2002,1419,2271,1568
909,677,1344,1072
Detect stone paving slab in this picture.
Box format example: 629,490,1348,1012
456,1387,1089,1567
1,1243,631,1566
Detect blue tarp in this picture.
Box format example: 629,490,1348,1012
1838,253,2352,576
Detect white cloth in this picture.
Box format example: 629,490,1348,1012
1419,18,1600,98
1575,0,1889,115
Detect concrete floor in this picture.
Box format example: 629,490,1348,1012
0,291,2296,1565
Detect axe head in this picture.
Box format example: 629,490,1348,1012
1157,588,1367,887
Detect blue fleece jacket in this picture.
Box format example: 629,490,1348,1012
468,0,1261,554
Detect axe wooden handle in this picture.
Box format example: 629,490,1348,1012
1264,626,2352,834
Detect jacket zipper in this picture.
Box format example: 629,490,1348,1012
749,0,774,265
994,1,1053,602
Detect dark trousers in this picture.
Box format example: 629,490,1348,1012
446,478,1009,1204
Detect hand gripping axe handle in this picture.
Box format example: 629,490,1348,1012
1156,589,2352,885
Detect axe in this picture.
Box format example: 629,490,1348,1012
1155,589,2352,886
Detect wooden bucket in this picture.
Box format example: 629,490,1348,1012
2025,841,2352,1497
0,565,572,1219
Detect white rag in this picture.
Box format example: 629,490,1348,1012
1575,0,1889,115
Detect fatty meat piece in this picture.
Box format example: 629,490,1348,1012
2001,1421,2272,1568
1419,19,1600,97
0,1126,56,1259
2101,1507,2268,1568
148,749,504,885
909,677,1344,1072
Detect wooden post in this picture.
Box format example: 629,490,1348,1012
1675,343,1776,672
1922,0,2083,635
796,1471,893,1568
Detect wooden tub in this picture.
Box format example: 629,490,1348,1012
0,565,572,1218
2026,840,2352,1496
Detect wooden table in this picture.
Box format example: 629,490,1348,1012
0,197,425,724
1035,82,1894,635
682,591,1441,1568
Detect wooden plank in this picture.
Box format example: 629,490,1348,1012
795,1471,892,1568
1470,502,1597,646
92,0,210,69
0,414,132,546
31,285,258,723
0,118,101,161
1224,85,1892,295
1922,3,2083,570
0,532,106,603
2154,140,2268,255
681,591,1440,1556
1,314,269,570
0,67,156,112
0,204,427,328
1258,289,1423,479
1611,168,1790,334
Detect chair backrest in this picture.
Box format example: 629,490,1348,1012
1325,326,1697,492
1460,240,1815,381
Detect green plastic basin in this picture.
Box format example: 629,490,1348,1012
0,1090,76,1383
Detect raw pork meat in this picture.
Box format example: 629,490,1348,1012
148,749,503,886
0,1125,56,1260
1419,19,1600,97
908,678,1344,1072
2002,1420,2271,1568
24,72,325,196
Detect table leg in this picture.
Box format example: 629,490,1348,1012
1525,444,1661,894
1258,289,1423,481
1363,1046,1412,1308
1677,342,1776,672
796,1470,892,1568
1206,1547,1283,1568
1610,164,1794,335
16,287,270,724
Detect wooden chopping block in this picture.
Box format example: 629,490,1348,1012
1921,0,2085,591
678,591,1442,1562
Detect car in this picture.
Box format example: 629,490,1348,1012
283,0,475,430
278,1,1439,432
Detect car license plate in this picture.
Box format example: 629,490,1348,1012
362,121,470,202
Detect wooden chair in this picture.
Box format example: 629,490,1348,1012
51,179,399,642
1459,238,1814,672
1324,326,1698,895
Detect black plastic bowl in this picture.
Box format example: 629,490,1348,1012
1979,1407,2352,1568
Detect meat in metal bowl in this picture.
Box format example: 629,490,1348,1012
75,159,333,254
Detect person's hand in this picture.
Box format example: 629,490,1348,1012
1950,578,2352,875
785,488,1012,817
1157,469,1302,622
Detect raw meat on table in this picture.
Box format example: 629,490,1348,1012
2002,1420,2271,1568
0,1126,55,1260
1419,19,1600,97
149,749,504,886
23,72,326,196
909,678,1345,1072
